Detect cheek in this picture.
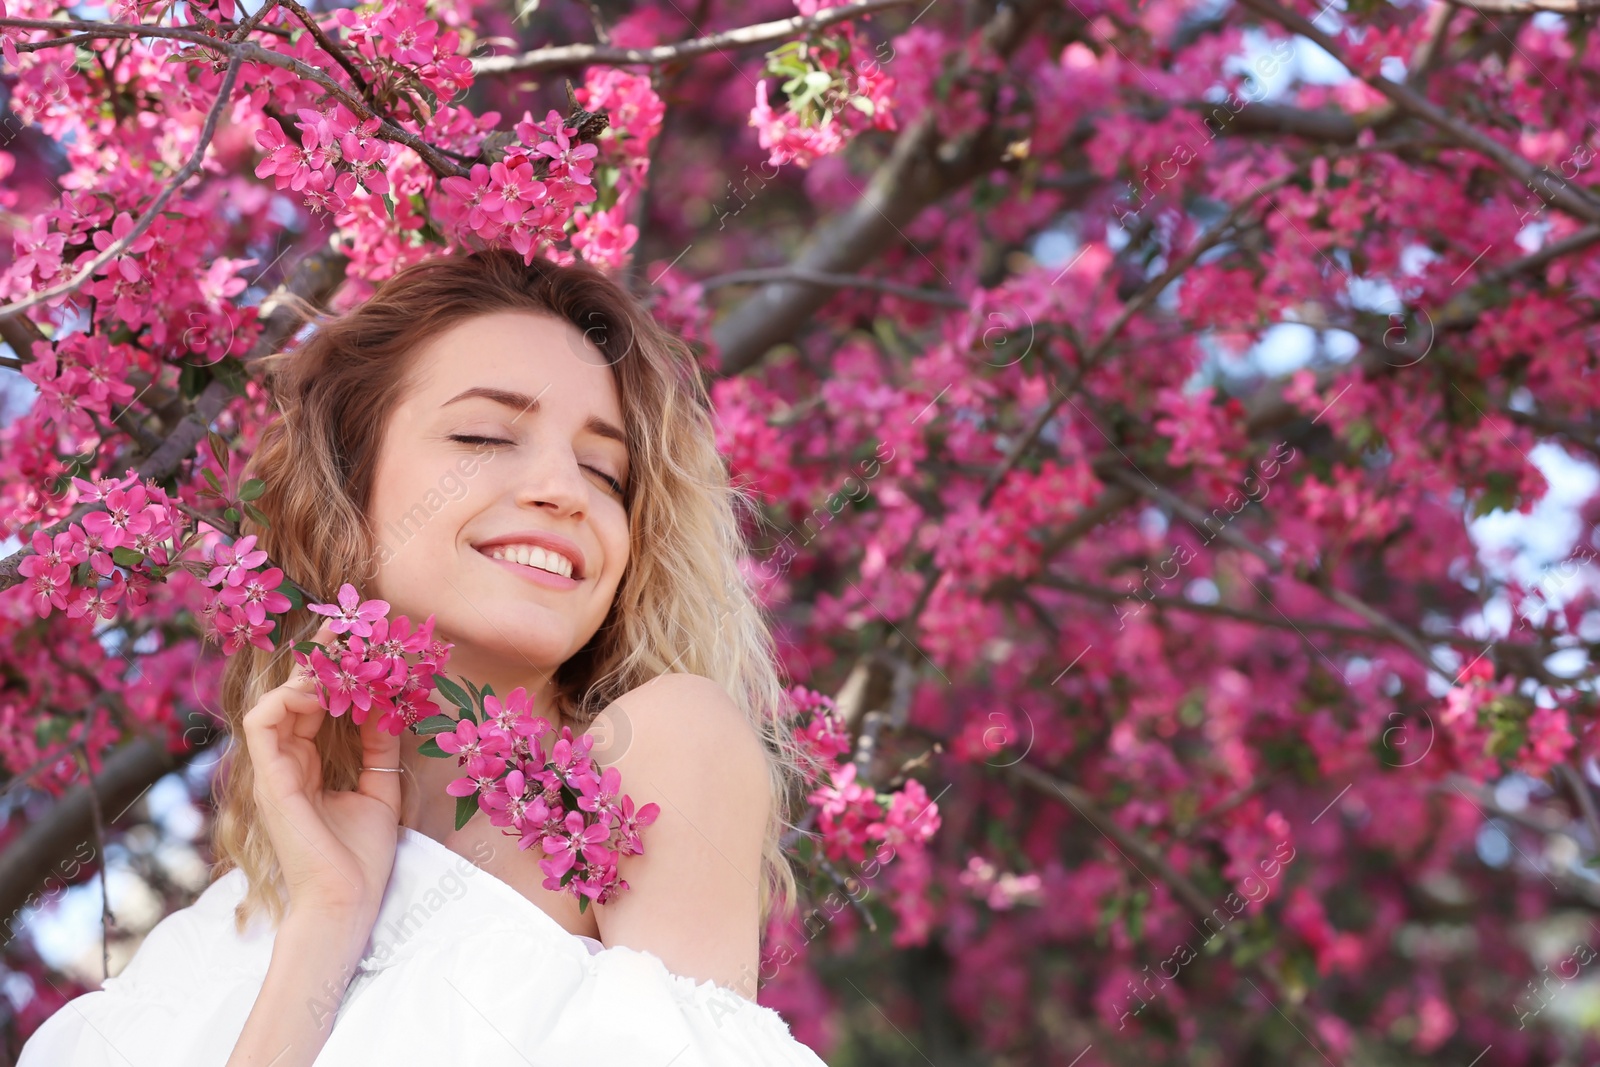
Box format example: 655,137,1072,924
601,510,631,584
370,454,482,564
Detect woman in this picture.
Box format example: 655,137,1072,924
18,248,830,1066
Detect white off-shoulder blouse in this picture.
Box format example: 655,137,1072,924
18,826,830,1066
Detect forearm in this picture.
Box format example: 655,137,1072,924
224,906,376,1067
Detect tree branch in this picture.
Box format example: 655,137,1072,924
1237,0,1600,226
1447,0,1600,11
471,0,917,75
699,267,967,307
0,715,223,943
0,20,474,180
710,0,1057,374
0,244,349,592
0,52,243,322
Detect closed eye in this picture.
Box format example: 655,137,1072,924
448,435,626,498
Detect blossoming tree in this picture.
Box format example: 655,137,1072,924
3,0,1600,1062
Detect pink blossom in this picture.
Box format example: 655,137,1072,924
374,6,439,66
12,216,66,282
214,604,278,655
216,566,293,627
81,484,155,551
308,582,390,638
205,534,269,588
90,213,153,283
482,157,548,223
306,644,391,720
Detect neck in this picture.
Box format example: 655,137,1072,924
399,657,570,838
424,645,562,715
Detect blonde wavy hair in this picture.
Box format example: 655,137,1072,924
209,247,814,937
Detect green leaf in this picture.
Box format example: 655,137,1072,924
432,673,473,714
36,716,72,747
383,193,396,219
804,70,833,91
243,502,272,530
202,467,222,491
1471,470,1520,519
238,478,266,501
209,430,230,473
414,713,460,736
1126,888,1149,942
454,792,479,831
849,95,875,116
223,507,240,525
417,737,446,758
111,546,146,567
210,357,249,398
291,639,319,655
577,895,589,915
281,583,304,612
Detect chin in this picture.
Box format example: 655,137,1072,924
464,625,576,665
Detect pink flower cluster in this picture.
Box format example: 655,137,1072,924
255,106,395,216
749,23,898,169
436,110,601,262
790,687,940,883
427,686,660,908
199,534,291,654
289,583,449,736
330,0,474,99
1438,658,1575,781
21,336,138,442
569,68,665,270
789,683,853,777
16,471,188,621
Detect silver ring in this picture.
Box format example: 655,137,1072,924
361,766,403,773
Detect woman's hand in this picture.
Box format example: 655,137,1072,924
242,619,403,921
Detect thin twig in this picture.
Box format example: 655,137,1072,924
276,0,375,103
1447,0,1600,10
1237,0,1600,226
1558,762,1600,860
0,21,472,181
472,0,917,75
74,744,112,983
0,51,243,321
699,267,968,308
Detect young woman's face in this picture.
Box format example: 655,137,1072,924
364,310,631,695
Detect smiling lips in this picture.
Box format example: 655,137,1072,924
482,542,577,579
472,530,587,581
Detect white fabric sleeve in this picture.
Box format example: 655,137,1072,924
16,869,270,1067
314,920,833,1067
535,939,830,1066
18,837,835,1067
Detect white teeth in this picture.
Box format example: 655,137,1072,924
487,544,574,578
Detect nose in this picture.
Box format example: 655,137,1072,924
514,440,588,518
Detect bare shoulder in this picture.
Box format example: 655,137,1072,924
586,673,772,991
595,672,769,798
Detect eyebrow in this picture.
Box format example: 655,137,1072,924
442,386,629,450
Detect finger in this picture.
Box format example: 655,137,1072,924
241,699,284,768
289,618,339,689
283,619,339,740
356,704,404,818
